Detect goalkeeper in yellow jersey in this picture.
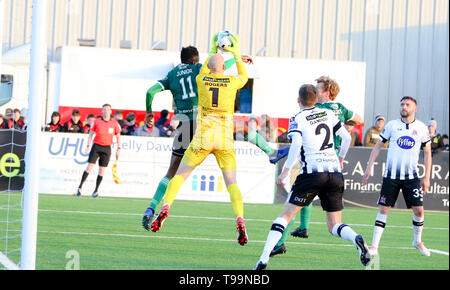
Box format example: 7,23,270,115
150,33,249,246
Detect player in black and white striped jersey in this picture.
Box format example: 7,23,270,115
363,96,432,257
254,84,370,270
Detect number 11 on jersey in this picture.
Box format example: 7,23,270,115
180,76,196,100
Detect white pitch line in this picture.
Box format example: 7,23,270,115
0,251,19,270
37,195,450,216
34,229,450,256
38,208,449,231
429,249,449,256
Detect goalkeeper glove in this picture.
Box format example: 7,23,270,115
209,32,219,56
224,34,242,61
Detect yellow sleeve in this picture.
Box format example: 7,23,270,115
232,61,248,89
199,57,210,75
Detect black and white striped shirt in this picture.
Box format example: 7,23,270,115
379,118,431,180
285,107,351,175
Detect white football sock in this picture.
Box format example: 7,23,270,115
412,215,424,245
331,223,358,245
259,217,288,264
372,213,387,248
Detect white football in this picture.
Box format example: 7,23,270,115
216,30,233,48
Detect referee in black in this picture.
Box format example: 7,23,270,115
76,104,122,197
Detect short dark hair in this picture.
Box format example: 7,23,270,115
51,111,60,118
102,103,112,109
180,46,199,64
72,109,80,116
87,114,95,119
400,96,417,105
126,112,136,122
114,110,123,116
160,109,169,119
298,84,317,107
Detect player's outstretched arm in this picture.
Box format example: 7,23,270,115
336,123,352,169
350,112,363,125
362,140,385,184
146,83,164,113
277,134,302,186
209,32,219,56
422,144,432,194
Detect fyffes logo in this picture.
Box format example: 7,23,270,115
397,136,415,149
192,175,224,192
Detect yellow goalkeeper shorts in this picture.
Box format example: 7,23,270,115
182,147,236,172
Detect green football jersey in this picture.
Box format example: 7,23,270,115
158,63,202,120
315,101,354,152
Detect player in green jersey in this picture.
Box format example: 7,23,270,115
142,41,283,230
141,46,201,230
270,76,363,256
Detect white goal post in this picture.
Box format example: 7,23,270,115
19,0,47,270
0,0,47,270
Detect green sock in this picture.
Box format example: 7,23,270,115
149,176,170,210
276,215,296,247
246,129,274,156
299,203,313,230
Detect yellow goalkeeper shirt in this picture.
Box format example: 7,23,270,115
195,58,248,134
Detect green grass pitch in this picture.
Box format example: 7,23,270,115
1,193,449,270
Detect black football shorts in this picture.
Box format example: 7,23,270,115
288,172,345,212
378,177,423,208
88,143,112,167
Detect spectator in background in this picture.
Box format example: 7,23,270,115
248,115,259,132
0,114,5,129
83,114,96,133
114,110,125,129
122,112,138,135
427,119,445,155
167,115,179,137
3,108,13,124
44,111,63,132
344,120,362,146
155,109,171,137
63,109,84,133
233,119,246,141
135,113,160,137
364,114,387,148
7,108,25,130
260,114,276,142
442,134,449,151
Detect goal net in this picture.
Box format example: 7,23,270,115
0,129,26,270
0,0,47,270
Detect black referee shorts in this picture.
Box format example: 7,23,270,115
172,119,196,157
288,172,344,212
378,177,423,208
88,143,112,167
